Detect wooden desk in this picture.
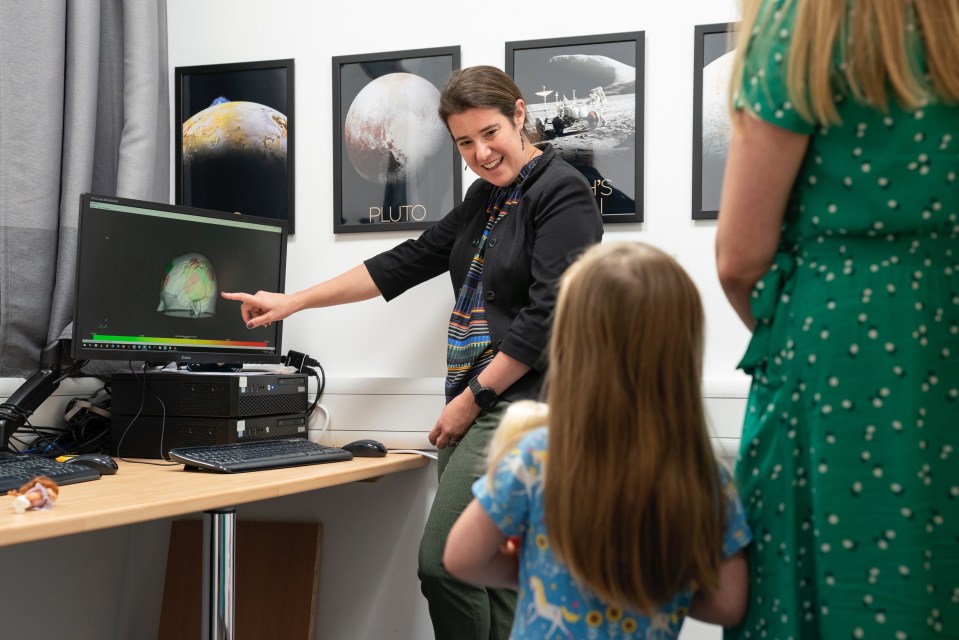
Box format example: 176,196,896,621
0,454,429,638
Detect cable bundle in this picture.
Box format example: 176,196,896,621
14,385,112,456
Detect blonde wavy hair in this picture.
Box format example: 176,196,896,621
730,0,959,124
486,242,724,613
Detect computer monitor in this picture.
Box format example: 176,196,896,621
71,193,287,367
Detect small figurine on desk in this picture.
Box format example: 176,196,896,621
7,476,59,513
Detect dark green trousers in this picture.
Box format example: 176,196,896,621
417,404,517,640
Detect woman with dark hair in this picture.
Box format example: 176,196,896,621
223,65,602,638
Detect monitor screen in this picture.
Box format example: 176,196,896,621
71,193,287,366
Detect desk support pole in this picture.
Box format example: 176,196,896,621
208,508,236,640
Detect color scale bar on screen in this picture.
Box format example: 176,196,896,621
88,335,268,349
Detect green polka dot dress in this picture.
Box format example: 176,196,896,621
726,2,959,639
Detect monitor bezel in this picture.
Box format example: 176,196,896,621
71,193,288,366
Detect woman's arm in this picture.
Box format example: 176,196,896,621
444,499,519,589
715,111,810,330
689,549,749,627
469,352,532,401
429,352,531,448
221,263,381,329
222,188,481,329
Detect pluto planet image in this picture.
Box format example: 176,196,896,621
344,73,446,185
181,100,288,220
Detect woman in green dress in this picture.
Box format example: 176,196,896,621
716,0,959,637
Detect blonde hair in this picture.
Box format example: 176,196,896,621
731,0,959,124
487,242,724,613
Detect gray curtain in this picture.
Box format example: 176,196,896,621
0,0,169,377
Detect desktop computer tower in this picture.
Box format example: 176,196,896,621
110,371,311,458
110,413,309,459
110,371,309,417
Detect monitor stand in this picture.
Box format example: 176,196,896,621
0,339,83,451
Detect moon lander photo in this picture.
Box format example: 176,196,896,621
534,86,608,137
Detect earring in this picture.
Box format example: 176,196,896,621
520,131,525,150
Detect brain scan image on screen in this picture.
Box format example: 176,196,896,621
157,253,217,317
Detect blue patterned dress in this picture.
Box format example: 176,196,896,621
475,427,751,639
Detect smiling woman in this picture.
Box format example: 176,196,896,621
221,64,603,640
446,102,542,188
441,67,544,188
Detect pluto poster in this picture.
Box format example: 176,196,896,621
175,59,295,232
507,32,644,223
333,46,461,233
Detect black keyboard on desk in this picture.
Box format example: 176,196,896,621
167,438,354,473
0,452,101,492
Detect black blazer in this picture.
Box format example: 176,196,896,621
365,145,603,401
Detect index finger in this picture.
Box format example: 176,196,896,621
221,291,255,303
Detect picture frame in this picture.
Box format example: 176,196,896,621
692,23,738,220
332,46,461,234
506,32,645,223
175,59,295,233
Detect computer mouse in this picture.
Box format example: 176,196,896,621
341,439,387,458
64,453,119,475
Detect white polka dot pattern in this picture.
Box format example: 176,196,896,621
728,1,959,638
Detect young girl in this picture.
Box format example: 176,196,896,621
444,242,751,638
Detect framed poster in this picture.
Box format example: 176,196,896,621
175,59,295,232
507,32,645,223
692,23,738,220
332,46,461,234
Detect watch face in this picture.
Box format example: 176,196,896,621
470,378,498,408
476,388,496,407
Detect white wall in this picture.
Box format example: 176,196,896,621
165,0,748,389
0,2,755,638
163,0,752,448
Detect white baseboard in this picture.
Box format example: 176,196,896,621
315,377,747,458
0,375,747,457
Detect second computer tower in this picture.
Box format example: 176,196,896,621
110,371,311,458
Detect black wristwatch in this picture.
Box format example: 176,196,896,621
469,377,499,409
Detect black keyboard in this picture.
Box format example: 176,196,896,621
0,452,102,493
167,438,353,473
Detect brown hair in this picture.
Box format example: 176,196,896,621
438,65,535,140
731,0,959,125
486,242,725,613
